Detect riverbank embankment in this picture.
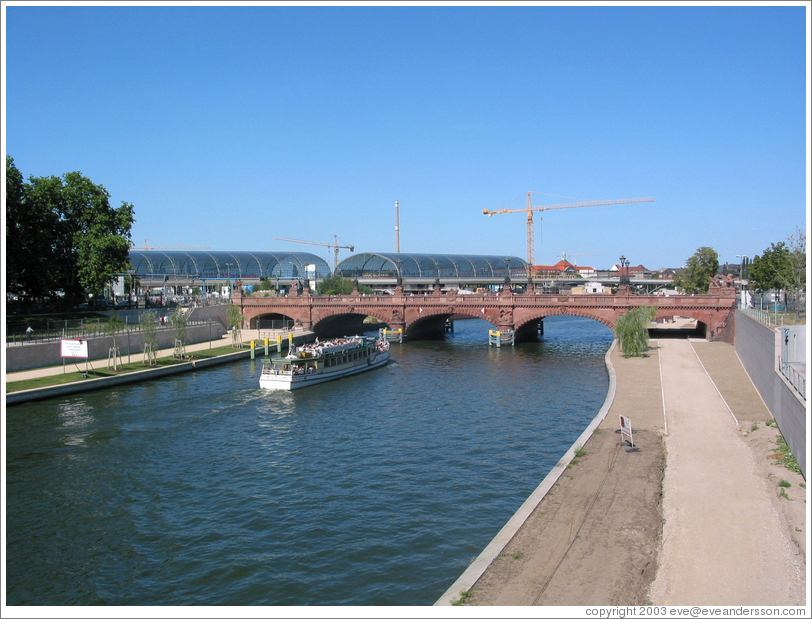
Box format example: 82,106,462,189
5,329,316,405
437,339,806,606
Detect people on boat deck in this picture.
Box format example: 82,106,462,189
276,336,387,371
294,336,365,357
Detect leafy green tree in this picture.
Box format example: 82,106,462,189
781,226,806,318
748,242,789,293
614,306,657,357
316,277,374,295
6,156,60,301
673,247,719,294
5,157,135,308
227,304,243,330
749,228,806,316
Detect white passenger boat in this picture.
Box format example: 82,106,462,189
259,335,391,391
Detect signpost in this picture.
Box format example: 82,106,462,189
61,339,89,376
620,415,634,448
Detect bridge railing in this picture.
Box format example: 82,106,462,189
300,292,734,308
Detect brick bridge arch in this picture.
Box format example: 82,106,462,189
235,286,736,342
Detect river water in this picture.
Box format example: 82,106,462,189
5,316,614,606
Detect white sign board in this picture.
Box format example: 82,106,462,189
620,415,634,447
61,339,89,358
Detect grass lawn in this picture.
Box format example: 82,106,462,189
6,343,246,393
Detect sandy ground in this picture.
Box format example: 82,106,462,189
448,339,806,607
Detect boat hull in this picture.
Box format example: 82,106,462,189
259,350,390,391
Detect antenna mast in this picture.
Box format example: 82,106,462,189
395,200,400,253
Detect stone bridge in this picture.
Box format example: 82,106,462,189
234,283,738,343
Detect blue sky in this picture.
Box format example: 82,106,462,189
4,2,809,271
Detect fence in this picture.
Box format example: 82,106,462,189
778,359,806,401
255,318,295,331
738,307,805,328
7,318,220,346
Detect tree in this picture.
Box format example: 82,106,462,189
168,307,189,359
781,226,806,318
316,277,374,295
227,304,243,330
140,310,159,365
673,247,719,294
5,158,135,308
6,156,60,302
226,304,243,347
614,306,657,357
749,228,806,316
748,242,789,294
105,312,126,370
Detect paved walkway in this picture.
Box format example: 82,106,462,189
5,336,233,383
650,339,805,605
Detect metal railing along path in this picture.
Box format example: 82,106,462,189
6,318,220,346
778,359,806,401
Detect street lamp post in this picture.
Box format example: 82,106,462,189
126,269,136,308
735,254,745,309
618,255,630,290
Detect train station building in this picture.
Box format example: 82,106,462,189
125,250,529,298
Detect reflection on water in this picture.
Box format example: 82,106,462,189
56,399,95,448
6,316,613,605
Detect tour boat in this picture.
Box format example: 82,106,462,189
259,335,391,391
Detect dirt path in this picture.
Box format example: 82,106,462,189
440,339,806,607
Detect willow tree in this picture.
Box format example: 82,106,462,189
614,306,657,357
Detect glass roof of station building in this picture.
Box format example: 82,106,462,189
128,250,332,280
336,253,528,279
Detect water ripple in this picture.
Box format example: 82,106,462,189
6,316,612,605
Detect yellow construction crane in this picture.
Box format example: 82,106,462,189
135,240,211,250
274,235,355,272
484,192,654,270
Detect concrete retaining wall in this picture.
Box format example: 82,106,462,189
6,322,227,373
6,350,252,405
735,310,806,478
